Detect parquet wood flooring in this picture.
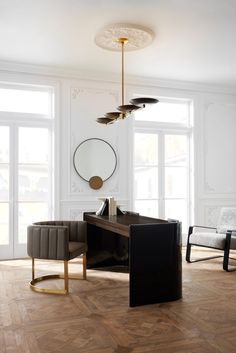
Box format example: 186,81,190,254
0,248,236,353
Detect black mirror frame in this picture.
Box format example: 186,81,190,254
73,138,117,182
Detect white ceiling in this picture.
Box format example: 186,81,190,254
1,0,236,87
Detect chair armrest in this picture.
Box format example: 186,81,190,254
187,225,217,243
191,225,216,234
192,225,216,230
27,225,70,260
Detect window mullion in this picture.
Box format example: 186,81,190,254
12,124,18,256
158,132,165,218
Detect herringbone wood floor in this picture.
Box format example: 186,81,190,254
1,248,236,353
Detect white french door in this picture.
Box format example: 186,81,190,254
133,96,193,234
0,123,53,259
0,83,54,259
133,130,191,233
0,125,11,258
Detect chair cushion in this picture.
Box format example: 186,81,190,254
189,232,226,249
68,241,87,260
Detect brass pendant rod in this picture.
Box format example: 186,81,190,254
121,40,124,107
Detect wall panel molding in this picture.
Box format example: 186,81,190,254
203,100,236,196
68,84,122,197
198,200,236,227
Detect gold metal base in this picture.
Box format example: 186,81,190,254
117,37,128,44
30,256,87,295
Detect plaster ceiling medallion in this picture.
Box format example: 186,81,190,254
95,23,154,51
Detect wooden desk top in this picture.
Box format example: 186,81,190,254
84,213,168,237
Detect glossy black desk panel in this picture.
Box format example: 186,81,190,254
84,213,182,307
86,223,129,268
129,223,182,307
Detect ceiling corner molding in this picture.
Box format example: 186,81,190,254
0,60,236,95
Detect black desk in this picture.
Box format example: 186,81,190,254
84,213,182,307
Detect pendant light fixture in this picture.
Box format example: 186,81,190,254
95,24,159,124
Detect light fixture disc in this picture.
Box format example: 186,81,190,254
95,23,154,51
96,117,114,124
117,104,141,113
130,97,159,105
105,112,121,119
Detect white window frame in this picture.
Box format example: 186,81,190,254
131,96,194,235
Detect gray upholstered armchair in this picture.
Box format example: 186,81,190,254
186,207,236,271
27,221,87,294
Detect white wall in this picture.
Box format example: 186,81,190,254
60,78,130,220
195,92,236,226
1,65,236,228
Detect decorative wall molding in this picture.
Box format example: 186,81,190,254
202,201,236,227
107,182,119,194
203,101,236,195
71,181,84,194
60,199,128,205
63,199,129,221
69,208,93,221
204,206,220,227
70,86,119,102
71,87,84,99
67,84,123,198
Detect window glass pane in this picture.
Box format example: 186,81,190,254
0,88,51,115
19,127,49,163
0,202,9,245
134,133,158,165
0,165,9,201
165,199,187,233
135,100,189,124
18,165,49,201
18,202,48,244
0,126,9,162
134,200,158,218
165,135,188,166
134,167,158,199
165,167,187,198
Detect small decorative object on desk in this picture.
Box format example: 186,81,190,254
108,196,117,216
96,197,124,216
96,198,108,215
167,218,179,223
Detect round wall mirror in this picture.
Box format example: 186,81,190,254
73,138,117,189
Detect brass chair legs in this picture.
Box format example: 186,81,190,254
83,254,87,280
30,255,87,295
64,260,69,293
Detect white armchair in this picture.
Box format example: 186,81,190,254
186,207,236,271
